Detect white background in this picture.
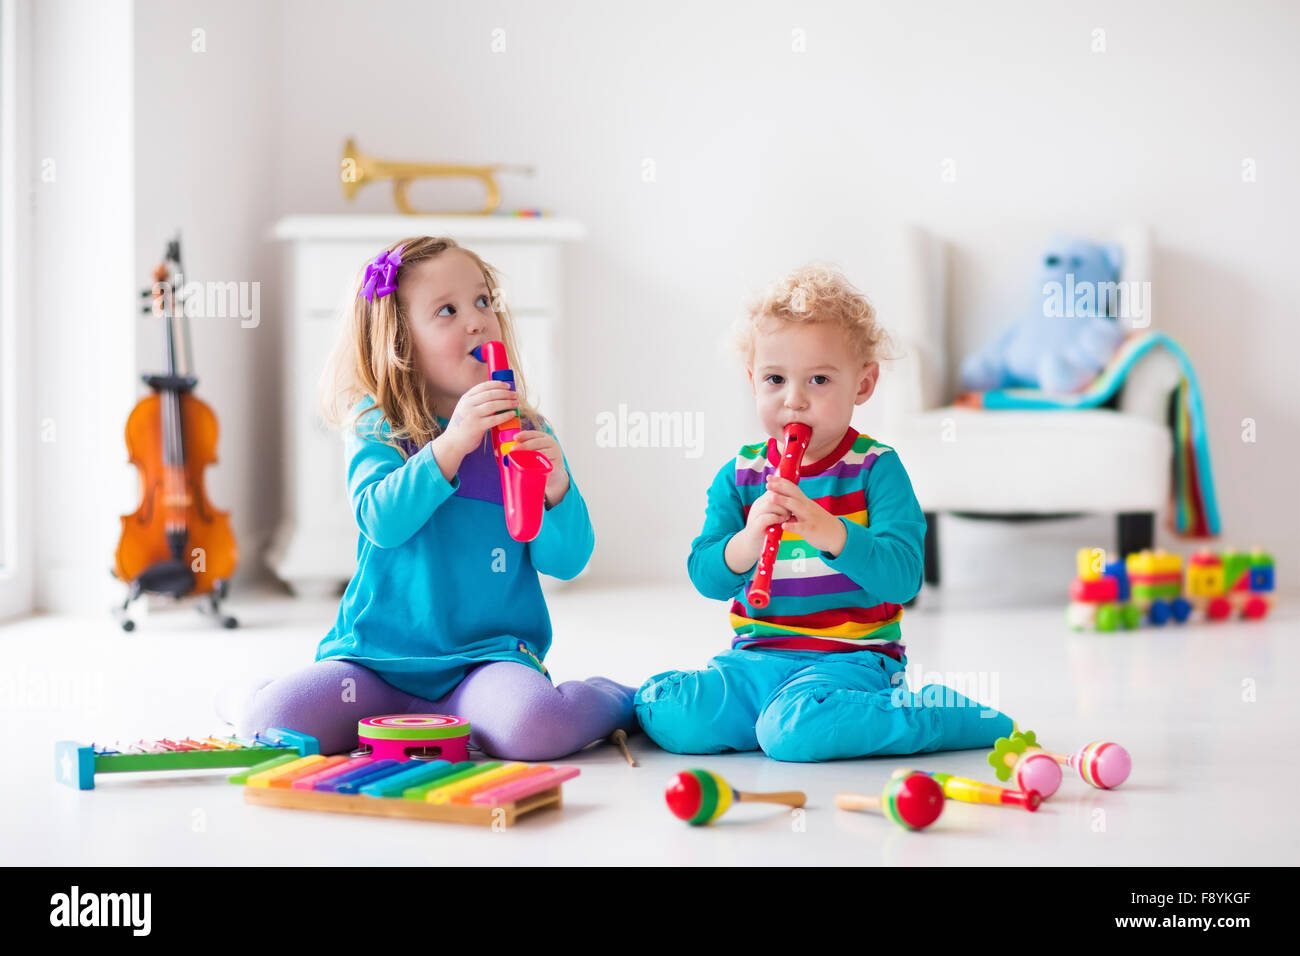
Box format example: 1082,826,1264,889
19,0,1299,609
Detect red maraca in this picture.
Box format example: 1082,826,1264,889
835,771,945,830
665,769,806,825
891,768,1042,812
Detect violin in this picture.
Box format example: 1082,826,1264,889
113,235,238,630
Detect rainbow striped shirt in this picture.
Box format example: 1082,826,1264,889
687,428,927,659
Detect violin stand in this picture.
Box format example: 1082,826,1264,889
113,573,237,632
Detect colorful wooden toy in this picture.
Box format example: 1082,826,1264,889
891,768,1041,811
989,730,1131,790
232,753,579,827
1067,546,1273,630
355,714,471,762
834,771,945,830
55,728,319,790
664,769,806,825
471,340,553,541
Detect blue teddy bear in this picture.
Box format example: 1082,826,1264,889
960,236,1127,394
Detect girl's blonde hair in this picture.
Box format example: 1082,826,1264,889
734,262,898,366
320,236,542,454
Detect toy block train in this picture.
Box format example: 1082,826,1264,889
1067,547,1274,631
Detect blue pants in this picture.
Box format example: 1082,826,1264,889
634,648,1014,763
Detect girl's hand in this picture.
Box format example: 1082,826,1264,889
511,428,571,506
441,381,519,459
764,475,847,557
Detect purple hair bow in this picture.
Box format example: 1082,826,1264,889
360,245,405,301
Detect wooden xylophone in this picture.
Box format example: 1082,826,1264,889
231,753,580,827
56,728,319,790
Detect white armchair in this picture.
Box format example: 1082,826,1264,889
853,225,1183,588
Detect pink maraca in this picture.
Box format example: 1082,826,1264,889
990,731,1131,792
1069,740,1131,790
1014,751,1063,799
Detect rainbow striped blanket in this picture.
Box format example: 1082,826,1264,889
962,331,1219,537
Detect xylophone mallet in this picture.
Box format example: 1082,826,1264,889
611,729,638,767
665,769,805,825
835,771,945,830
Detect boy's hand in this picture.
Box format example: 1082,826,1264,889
724,490,792,573
511,429,571,506
764,475,848,557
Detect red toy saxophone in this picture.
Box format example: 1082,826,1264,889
471,341,553,541
746,422,813,608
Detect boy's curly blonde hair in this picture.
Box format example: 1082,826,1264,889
734,263,897,367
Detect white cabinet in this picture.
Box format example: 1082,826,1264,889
266,215,585,597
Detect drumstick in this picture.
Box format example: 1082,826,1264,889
665,769,805,825
747,422,813,609
610,729,637,767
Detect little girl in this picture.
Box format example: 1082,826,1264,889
216,236,636,760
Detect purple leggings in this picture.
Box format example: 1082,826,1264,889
234,659,638,762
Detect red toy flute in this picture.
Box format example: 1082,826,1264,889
471,341,553,542
746,422,813,608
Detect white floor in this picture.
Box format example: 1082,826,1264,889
5,582,1297,866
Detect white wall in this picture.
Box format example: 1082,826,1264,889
124,0,1298,596
31,0,136,613
132,0,282,594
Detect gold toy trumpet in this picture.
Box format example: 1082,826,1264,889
340,136,533,215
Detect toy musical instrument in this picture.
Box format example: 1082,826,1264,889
114,234,238,630
746,422,813,608
835,771,945,830
611,729,637,767
1010,751,1063,799
989,729,1131,790
355,714,471,762
471,340,553,541
340,136,533,216
891,768,1041,811
664,769,806,825
56,728,318,790
233,753,578,827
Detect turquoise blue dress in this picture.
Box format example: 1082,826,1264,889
315,399,593,701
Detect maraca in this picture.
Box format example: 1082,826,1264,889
665,769,805,825
835,771,945,830
891,768,1041,811
989,730,1131,790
